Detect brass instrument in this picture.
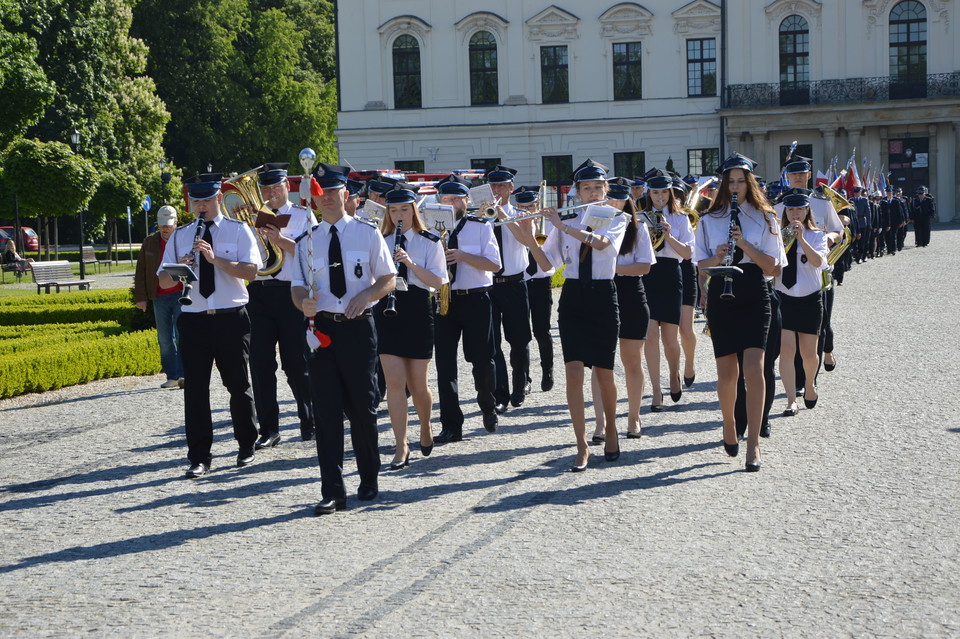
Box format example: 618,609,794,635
821,226,853,290
492,200,605,227
821,185,853,214
535,179,548,245
683,177,715,231
221,167,284,277
639,210,667,250
701,193,744,299
473,196,503,220
435,219,452,316
781,225,798,252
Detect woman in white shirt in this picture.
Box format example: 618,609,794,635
591,178,655,441
695,154,783,472
774,192,828,417
375,187,448,469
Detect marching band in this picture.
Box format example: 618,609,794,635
162,147,929,512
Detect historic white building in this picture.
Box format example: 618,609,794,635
333,0,959,218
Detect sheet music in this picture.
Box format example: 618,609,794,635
421,203,457,233
581,204,618,231
469,183,495,205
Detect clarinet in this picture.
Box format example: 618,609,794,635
720,194,741,300
179,217,206,306
383,220,402,317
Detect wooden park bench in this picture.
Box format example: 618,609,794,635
81,245,112,273
30,260,94,294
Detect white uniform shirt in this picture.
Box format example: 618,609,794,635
448,216,501,290
543,208,627,280
617,221,657,271
774,228,829,297
655,209,696,260
291,214,396,313
494,203,531,276
694,202,784,267
386,228,448,293
775,195,843,234
256,201,317,282
158,214,262,312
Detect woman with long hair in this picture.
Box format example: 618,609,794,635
374,187,448,469
640,171,695,412
775,192,827,416
694,154,784,472
591,177,655,441
521,160,627,471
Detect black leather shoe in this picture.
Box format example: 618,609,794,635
760,422,771,438
314,498,346,515
389,452,410,470
723,441,739,457
185,462,209,478
824,358,837,372
650,404,664,413
357,484,379,501
803,395,819,409
591,434,605,443
255,433,281,450
237,449,255,468
510,381,531,407
494,402,508,415
683,374,696,388
434,429,462,444
541,369,554,392
782,406,799,417
626,428,642,439
604,447,621,462
745,460,762,472
482,412,498,433
420,441,434,457
300,427,315,442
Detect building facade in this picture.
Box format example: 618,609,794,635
334,1,959,218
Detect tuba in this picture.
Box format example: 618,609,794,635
821,185,854,215
221,168,284,277
821,226,853,290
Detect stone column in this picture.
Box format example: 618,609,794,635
926,124,938,217
821,129,837,172
952,123,960,222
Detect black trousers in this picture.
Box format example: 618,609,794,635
886,228,898,254
914,216,931,247
306,314,380,500
735,284,780,430
178,309,258,465
435,289,496,434
247,282,312,436
897,224,907,251
490,278,532,404
527,277,554,374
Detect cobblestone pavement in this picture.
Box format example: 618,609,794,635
2,230,959,637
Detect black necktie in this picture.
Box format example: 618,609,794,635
526,252,538,276
448,217,467,284
199,220,215,298
329,225,346,298
579,226,593,282
397,234,408,281
494,224,506,276
782,237,798,289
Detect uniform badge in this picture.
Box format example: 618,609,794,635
800,255,808,264
355,263,363,279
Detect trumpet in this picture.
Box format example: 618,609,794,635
491,200,607,226
472,197,502,220
701,193,744,300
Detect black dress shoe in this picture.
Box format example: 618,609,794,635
824,358,837,372
420,441,434,457
185,462,209,478
650,404,664,413
760,422,771,438
434,429,462,444
571,455,589,472
357,484,379,501
591,434,605,443
236,449,256,468
314,498,346,515
626,428,642,439
541,369,554,392
782,406,799,417
301,428,315,442
509,381,531,407
683,374,696,388
255,433,281,450
482,412,498,433
803,395,819,409
389,452,410,470
494,402,508,415
604,447,621,462
670,375,682,403
745,460,762,472
723,441,739,457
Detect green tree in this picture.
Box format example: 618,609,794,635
0,0,55,149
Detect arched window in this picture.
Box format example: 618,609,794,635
469,31,498,105
889,0,927,99
779,15,809,105
393,35,421,109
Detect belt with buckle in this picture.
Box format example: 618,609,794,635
452,286,492,296
250,279,290,288
203,306,242,315
493,273,524,284
317,309,372,322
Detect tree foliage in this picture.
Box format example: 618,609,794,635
0,0,55,149
2,138,98,219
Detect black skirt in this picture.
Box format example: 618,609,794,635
779,290,823,336
373,285,434,359
681,259,698,307
706,264,771,358
642,257,682,325
615,275,649,340
558,279,619,369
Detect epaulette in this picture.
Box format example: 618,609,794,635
419,230,441,242
465,215,489,223
291,203,308,210
294,224,320,243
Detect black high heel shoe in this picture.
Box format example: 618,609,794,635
670,374,682,403
723,441,739,457
420,441,433,457
683,374,695,388
823,355,837,372
591,434,606,443
745,460,762,472
571,452,589,472
389,452,410,470
604,447,621,462
803,391,819,409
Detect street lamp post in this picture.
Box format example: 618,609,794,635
70,127,86,280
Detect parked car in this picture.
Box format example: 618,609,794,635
0,226,39,251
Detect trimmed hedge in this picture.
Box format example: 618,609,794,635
0,330,160,398
0,324,127,355
0,289,130,308
0,320,123,339
0,302,137,327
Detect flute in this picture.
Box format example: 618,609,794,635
491,200,607,226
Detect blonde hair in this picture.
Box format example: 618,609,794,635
380,201,426,236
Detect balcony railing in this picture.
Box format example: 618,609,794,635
724,72,960,109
